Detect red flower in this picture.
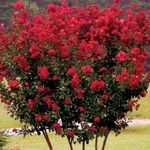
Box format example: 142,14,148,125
48,49,56,56
9,80,19,90
0,76,4,81
100,67,108,73
43,96,52,108
79,107,85,113
70,73,80,87
67,67,77,75
112,0,123,3
42,114,49,121
13,2,24,10
90,80,105,91
93,117,101,123
44,87,51,93
67,129,75,137
37,87,45,93
37,66,49,80
127,101,133,110
13,56,30,71
131,47,140,56
65,98,71,105
12,128,18,133
89,126,96,133
53,123,62,134
60,46,70,59
35,115,42,122
81,65,93,73
52,75,58,81
116,69,129,82
129,74,140,89
52,103,58,111
102,94,109,101
77,89,85,99
24,82,29,87
116,51,127,62
140,91,146,97
28,99,34,110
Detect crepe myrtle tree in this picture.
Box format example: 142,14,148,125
0,1,150,150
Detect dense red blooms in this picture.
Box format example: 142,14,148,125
89,126,96,133
13,55,30,71
131,47,141,56
13,2,24,10
70,73,80,87
53,123,62,134
77,89,85,99
93,117,101,123
37,66,49,80
67,67,77,75
42,114,49,121
67,129,75,137
116,51,127,62
43,96,52,108
37,87,45,93
28,99,34,110
127,101,134,110
9,80,19,90
116,69,129,82
48,49,56,56
81,65,93,73
65,98,71,105
79,107,85,113
90,80,105,91
129,74,140,89
52,75,58,81
52,103,58,111
35,115,42,122
100,67,108,73
102,93,109,101
0,76,4,81
140,91,146,97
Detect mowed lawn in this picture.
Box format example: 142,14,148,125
4,125,150,150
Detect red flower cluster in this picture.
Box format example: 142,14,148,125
37,66,49,80
67,129,75,137
81,65,93,73
13,55,30,71
9,80,19,90
90,80,105,91
13,2,24,10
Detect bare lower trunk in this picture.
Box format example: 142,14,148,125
95,134,98,150
67,136,74,150
101,130,110,150
42,129,53,150
82,140,85,150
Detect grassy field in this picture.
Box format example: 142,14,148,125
0,104,22,129
4,125,150,150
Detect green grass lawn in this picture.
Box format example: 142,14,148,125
4,125,150,150
0,104,23,129
128,87,150,118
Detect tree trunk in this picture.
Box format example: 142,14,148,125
67,136,74,150
82,140,85,150
101,130,110,150
42,129,53,150
95,134,98,150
